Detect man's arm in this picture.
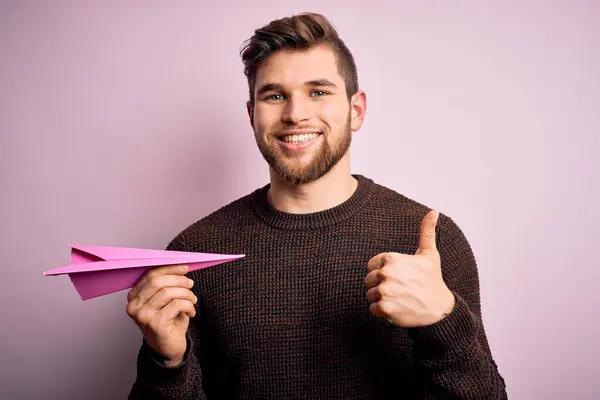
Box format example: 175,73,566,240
128,330,206,400
128,234,208,400
408,214,507,399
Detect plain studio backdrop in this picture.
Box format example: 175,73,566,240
1,1,598,399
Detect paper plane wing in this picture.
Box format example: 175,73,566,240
44,244,244,300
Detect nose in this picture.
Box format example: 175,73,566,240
281,95,310,124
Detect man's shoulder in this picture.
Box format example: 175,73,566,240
368,178,433,217
367,177,465,241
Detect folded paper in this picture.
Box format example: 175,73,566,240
44,244,245,300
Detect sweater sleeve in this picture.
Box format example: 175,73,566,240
408,214,507,399
127,233,207,400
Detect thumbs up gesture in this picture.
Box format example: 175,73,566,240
365,210,456,327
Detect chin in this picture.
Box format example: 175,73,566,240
276,162,337,185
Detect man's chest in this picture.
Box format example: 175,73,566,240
191,230,415,361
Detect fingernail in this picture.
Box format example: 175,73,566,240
181,264,189,271
188,278,194,287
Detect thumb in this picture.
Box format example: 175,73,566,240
416,210,439,255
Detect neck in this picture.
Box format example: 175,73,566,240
267,157,358,214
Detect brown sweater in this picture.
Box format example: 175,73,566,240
128,175,507,399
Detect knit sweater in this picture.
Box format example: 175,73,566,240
128,175,507,399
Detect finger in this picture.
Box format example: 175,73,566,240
128,264,189,302
365,263,403,288
364,269,382,289
366,282,399,303
160,298,197,321
367,253,394,272
127,279,194,320
134,274,194,310
366,286,381,302
146,287,198,311
369,300,392,319
416,210,439,255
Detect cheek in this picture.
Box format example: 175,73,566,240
254,105,279,133
318,101,349,127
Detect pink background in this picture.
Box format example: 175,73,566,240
1,1,598,399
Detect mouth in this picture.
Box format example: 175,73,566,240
276,131,322,144
275,131,322,152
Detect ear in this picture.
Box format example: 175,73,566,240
246,101,254,129
349,90,367,132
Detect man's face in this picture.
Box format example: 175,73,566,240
248,45,364,185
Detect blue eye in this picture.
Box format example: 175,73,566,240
266,94,284,101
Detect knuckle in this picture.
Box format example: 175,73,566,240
157,286,170,300
171,298,182,309
378,300,391,316
146,268,160,278
148,276,161,289
379,266,392,280
378,284,388,298
378,255,389,268
136,309,151,326
125,302,135,318
383,253,397,264
142,272,154,284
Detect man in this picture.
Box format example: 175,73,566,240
127,12,507,399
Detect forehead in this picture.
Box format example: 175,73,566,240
255,45,343,88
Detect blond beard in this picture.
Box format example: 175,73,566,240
255,116,352,185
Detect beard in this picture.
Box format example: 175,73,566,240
254,114,352,185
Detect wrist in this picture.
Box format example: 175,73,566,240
441,289,456,313
425,289,456,326
163,356,184,368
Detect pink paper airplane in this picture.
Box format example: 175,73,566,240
44,244,245,300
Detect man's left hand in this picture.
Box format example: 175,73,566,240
365,210,456,327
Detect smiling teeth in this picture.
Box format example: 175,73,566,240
281,133,319,143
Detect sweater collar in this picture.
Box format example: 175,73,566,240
248,174,376,231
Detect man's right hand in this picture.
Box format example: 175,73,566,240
126,264,198,366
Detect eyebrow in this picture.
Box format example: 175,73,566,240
256,79,338,97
